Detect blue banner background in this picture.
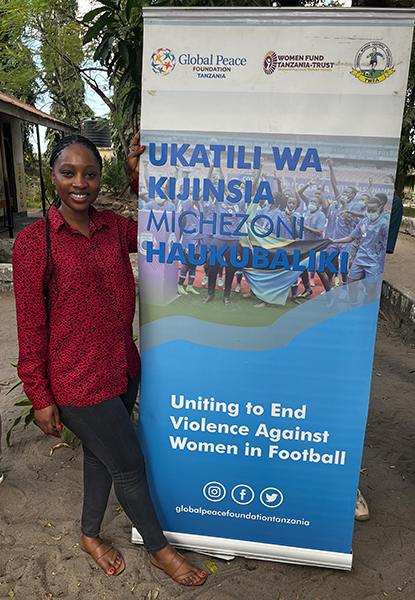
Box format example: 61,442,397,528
138,296,378,554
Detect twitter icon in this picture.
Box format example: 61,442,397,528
260,487,283,508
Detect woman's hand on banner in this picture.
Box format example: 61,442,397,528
126,132,145,179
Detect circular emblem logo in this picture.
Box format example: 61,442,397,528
260,487,284,509
263,51,277,75
351,41,394,84
203,481,226,502
151,47,176,76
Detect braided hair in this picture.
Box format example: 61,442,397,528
49,135,103,172
45,135,102,306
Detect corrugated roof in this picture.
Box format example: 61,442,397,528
0,91,77,133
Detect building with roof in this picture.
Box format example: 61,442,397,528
0,91,76,237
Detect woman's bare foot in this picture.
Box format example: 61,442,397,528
150,544,207,586
80,534,125,576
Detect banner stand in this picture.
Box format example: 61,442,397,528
132,528,352,570
135,7,415,570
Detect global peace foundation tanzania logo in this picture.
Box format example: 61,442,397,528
351,41,394,84
151,47,176,76
263,51,278,75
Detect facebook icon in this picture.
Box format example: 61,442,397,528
231,484,255,505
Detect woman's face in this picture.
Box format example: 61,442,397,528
50,144,101,213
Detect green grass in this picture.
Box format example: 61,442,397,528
140,288,305,328
26,194,42,209
403,206,415,218
361,69,383,79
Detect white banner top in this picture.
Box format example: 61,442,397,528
142,8,414,137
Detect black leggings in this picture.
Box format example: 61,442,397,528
59,374,167,554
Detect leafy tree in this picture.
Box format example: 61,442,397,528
101,155,128,194
0,0,128,149
0,0,91,129
82,0,144,155
0,0,40,102
395,34,415,197
38,0,92,130
0,0,137,157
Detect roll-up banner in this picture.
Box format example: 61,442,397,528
133,8,414,569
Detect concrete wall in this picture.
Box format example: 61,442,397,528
380,280,415,343
400,216,415,238
0,239,14,262
0,263,13,291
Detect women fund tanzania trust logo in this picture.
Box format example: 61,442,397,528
351,41,394,84
151,48,176,76
263,51,278,75
262,51,334,73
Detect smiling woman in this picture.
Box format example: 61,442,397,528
12,134,208,588
48,137,103,237
52,152,100,205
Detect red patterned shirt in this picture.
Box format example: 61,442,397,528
13,206,140,410
129,178,139,195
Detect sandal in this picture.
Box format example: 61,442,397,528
150,551,207,586
81,539,125,576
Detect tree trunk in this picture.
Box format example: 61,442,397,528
395,171,405,200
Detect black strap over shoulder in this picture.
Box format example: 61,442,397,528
44,204,59,314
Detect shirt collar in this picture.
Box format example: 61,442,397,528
47,205,65,233
89,206,107,233
48,204,107,234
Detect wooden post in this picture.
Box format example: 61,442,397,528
36,124,47,217
0,122,14,238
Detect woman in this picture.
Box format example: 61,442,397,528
13,133,207,587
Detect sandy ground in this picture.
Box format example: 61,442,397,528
1,279,415,599
384,233,415,295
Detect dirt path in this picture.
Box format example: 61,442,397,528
384,233,415,294
1,290,415,600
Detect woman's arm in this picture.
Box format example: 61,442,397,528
126,132,146,197
126,132,145,180
13,227,62,437
124,132,146,249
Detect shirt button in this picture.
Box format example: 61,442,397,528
102,268,106,273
